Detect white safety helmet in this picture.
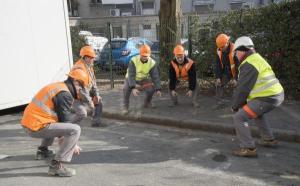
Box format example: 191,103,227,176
233,36,254,51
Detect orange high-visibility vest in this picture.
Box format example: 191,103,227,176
171,59,194,81
72,59,96,89
217,43,236,78
21,82,70,131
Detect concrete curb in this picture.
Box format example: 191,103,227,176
102,111,300,143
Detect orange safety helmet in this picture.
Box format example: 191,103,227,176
173,45,185,55
139,45,151,57
80,46,96,58
68,69,89,87
216,34,230,49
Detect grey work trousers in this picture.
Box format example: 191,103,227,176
123,79,155,109
233,94,284,148
25,123,81,162
72,99,102,124
169,80,199,106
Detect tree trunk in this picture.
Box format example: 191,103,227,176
159,0,182,79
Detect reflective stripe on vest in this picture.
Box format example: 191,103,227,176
21,82,70,131
238,53,283,100
171,59,194,81
217,43,236,78
125,55,156,81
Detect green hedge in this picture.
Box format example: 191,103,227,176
190,0,300,99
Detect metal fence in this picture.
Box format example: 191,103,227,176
77,16,198,88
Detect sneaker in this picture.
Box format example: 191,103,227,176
232,148,257,157
35,149,54,160
258,139,278,147
48,160,76,177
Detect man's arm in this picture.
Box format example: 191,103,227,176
232,63,258,110
214,54,223,79
53,91,75,122
169,62,177,90
127,61,137,88
149,62,161,90
188,63,197,91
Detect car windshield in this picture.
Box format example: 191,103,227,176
111,41,126,49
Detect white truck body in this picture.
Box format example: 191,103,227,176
0,0,73,110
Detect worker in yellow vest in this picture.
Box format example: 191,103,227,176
122,44,161,114
214,34,239,99
71,46,102,127
231,36,284,157
21,69,88,177
169,45,199,108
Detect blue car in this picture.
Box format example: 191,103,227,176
95,37,153,70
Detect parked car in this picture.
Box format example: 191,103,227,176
95,37,153,70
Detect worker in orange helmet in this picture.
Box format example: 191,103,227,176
70,45,103,127
214,33,239,100
122,44,161,114
21,69,88,177
169,45,199,108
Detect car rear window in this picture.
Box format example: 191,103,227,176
111,41,126,49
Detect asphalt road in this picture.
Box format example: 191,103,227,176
0,118,299,186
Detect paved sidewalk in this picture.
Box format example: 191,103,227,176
100,87,300,143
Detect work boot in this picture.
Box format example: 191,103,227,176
121,107,129,115
48,160,76,177
258,139,278,147
232,148,257,157
35,147,54,160
143,101,155,108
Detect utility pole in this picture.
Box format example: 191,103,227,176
159,0,182,78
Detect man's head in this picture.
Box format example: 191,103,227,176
139,44,151,62
173,45,185,64
216,33,230,51
233,36,254,61
68,69,88,99
80,46,96,65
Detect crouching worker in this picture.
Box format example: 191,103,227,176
169,45,199,108
122,44,161,114
231,36,284,157
71,46,102,127
21,69,88,177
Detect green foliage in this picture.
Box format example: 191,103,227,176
70,26,87,62
190,1,300,99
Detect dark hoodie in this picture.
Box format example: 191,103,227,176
169,56,197,91
52,78,77,122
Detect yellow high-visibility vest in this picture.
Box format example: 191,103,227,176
239,53,283,100
125,55,156,81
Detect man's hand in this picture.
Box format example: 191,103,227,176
230,79,237,87
92,96,102,105
132,88,140,97
171,90,177,97
156,90,162,97
186,90,193,97
74,145,82,155
215,78,221,86
231,107,238,113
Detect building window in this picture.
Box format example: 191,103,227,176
230,1,243,10
91,0,102,3
142,2,154,9
143,24,152,30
